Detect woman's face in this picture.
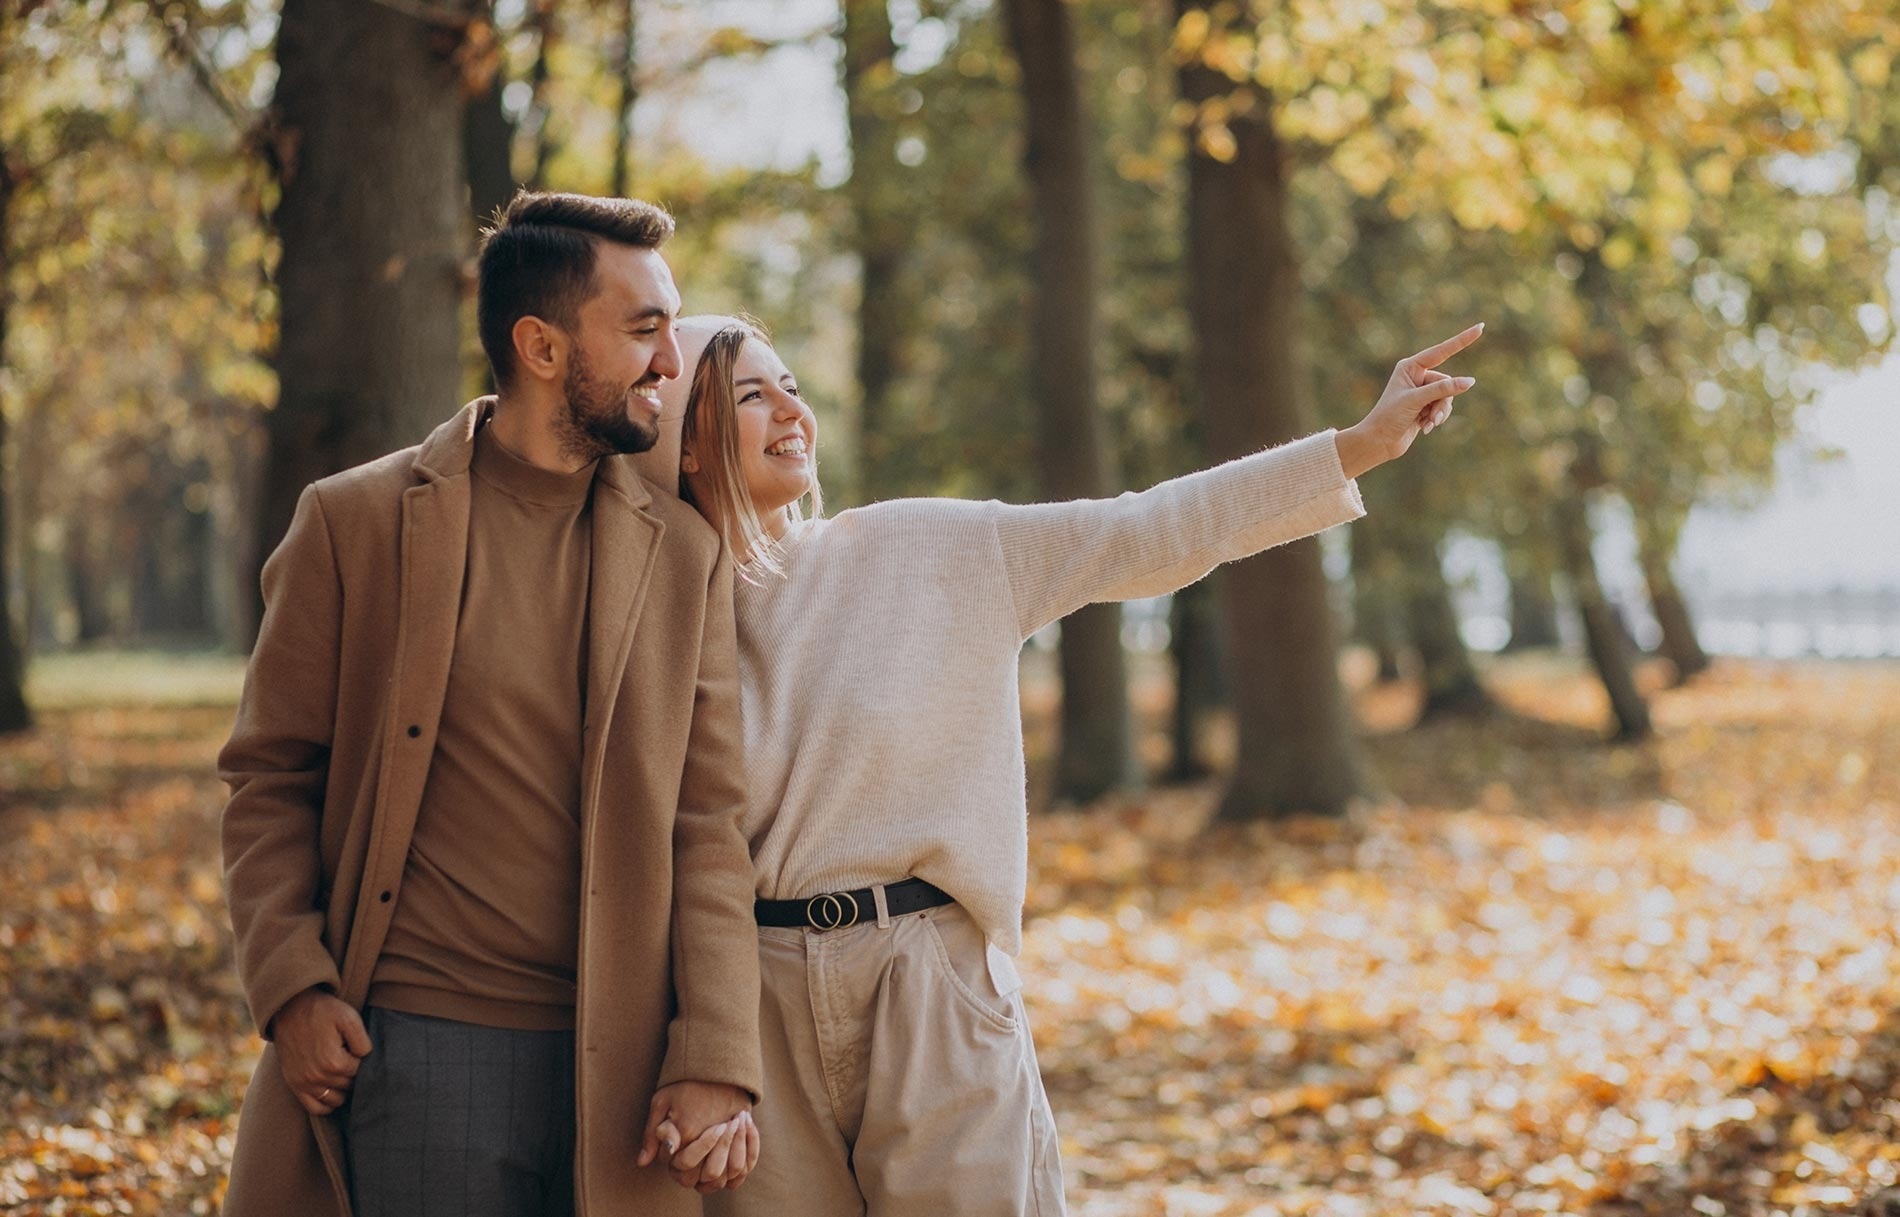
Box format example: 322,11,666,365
722,337,817,521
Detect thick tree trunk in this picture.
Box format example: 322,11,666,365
1505,563,1561,650
258,0,471,623
0,147,32,734
1167,578,1226,782
1001,0,1135,801
840,0,911,503
1555,484,1652,740
1178,14,1369,819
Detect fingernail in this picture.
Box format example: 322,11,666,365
1476,321,1486,332
1457,376,1476,388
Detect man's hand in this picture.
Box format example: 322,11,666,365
272,988,371,1116
636,1080,752,1185
1338,322,1484,478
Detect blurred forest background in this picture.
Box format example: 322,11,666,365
4,0,1900,1214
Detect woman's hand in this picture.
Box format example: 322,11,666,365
1335,322,1484,479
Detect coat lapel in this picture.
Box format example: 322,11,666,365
580,456,665,812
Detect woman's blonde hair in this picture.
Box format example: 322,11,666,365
680,318,823,578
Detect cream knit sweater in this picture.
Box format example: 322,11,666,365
731,429,1366,958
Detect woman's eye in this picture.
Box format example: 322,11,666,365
740,389,763,404
785,384,802,398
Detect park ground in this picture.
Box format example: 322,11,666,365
1,651,1898,1216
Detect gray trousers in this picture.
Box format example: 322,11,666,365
342,1007,577,1217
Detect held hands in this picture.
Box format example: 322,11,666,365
637,1080,759,1192
272,987,371,1116
1335,322,1484,479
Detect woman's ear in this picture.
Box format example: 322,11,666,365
681,450,701,474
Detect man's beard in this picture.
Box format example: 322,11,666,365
555,345,660,463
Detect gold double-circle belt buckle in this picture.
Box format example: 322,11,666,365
805,890,861,931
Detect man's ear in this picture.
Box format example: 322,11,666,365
511,315,566,384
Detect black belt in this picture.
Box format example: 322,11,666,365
755,878,953,931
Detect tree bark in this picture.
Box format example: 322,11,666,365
528,2,558,188
840,0,911,503
258,0,472,628
1405,535,1492,720
1555,469,1652,740
1505,563,1561,650
1001,0,1135,802
608,0,637,198
463,53,519,225
1178,11,1369,819
1348,509,1406,684
0,143,32,734
1639,540,1711,683
1167,578,1226,782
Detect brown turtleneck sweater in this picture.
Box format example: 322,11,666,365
369,423,596,1030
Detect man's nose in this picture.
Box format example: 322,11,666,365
651,329,683,380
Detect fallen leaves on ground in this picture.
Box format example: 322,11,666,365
1,658,1897,1216
1023,660,1900,1216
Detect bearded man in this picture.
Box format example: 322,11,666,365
218,192,761,1217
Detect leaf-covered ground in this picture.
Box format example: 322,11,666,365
2,655,1897,1216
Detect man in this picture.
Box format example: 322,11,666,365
218,191,761,1217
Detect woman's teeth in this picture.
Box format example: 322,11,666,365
766,438,807,457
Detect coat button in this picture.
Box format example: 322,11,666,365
407,725,421,738
379,891,392,903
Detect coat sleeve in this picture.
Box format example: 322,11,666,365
991,430,1366,640
656,543,765,1102
217,484,345,1039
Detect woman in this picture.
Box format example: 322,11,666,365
639,314,1481,1214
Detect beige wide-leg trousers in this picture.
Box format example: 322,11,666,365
706,901,1066,1217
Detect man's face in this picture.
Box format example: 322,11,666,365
555,243,683,463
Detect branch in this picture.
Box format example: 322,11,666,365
149,2,257,130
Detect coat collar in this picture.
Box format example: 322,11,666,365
412,396,655,511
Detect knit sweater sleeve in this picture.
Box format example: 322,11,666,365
990,429,1365,640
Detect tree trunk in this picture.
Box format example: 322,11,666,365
463,53,519,225
1178,12,1369,819
1555,480,1652,740
608,0,637,198
66,517,111,644
1348,510,1406,684
840,0,911,503
1405,536,1492,720
0,145,32,733
1001,0,1135,802
1166,578,1226,783
1505,563,1561,650
528,2,558,188
258,0,472,626
1640,544,1710,683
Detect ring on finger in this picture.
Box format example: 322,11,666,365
320,1086,334,1102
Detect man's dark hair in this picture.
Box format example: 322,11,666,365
476,190,675,387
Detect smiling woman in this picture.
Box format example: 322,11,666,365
631,313,1477,1213
670,316,824,577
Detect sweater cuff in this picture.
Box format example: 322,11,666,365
658,1017,766,1105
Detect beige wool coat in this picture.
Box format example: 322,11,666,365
218,400,763,1216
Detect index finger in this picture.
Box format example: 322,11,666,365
1408,322,1484,370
